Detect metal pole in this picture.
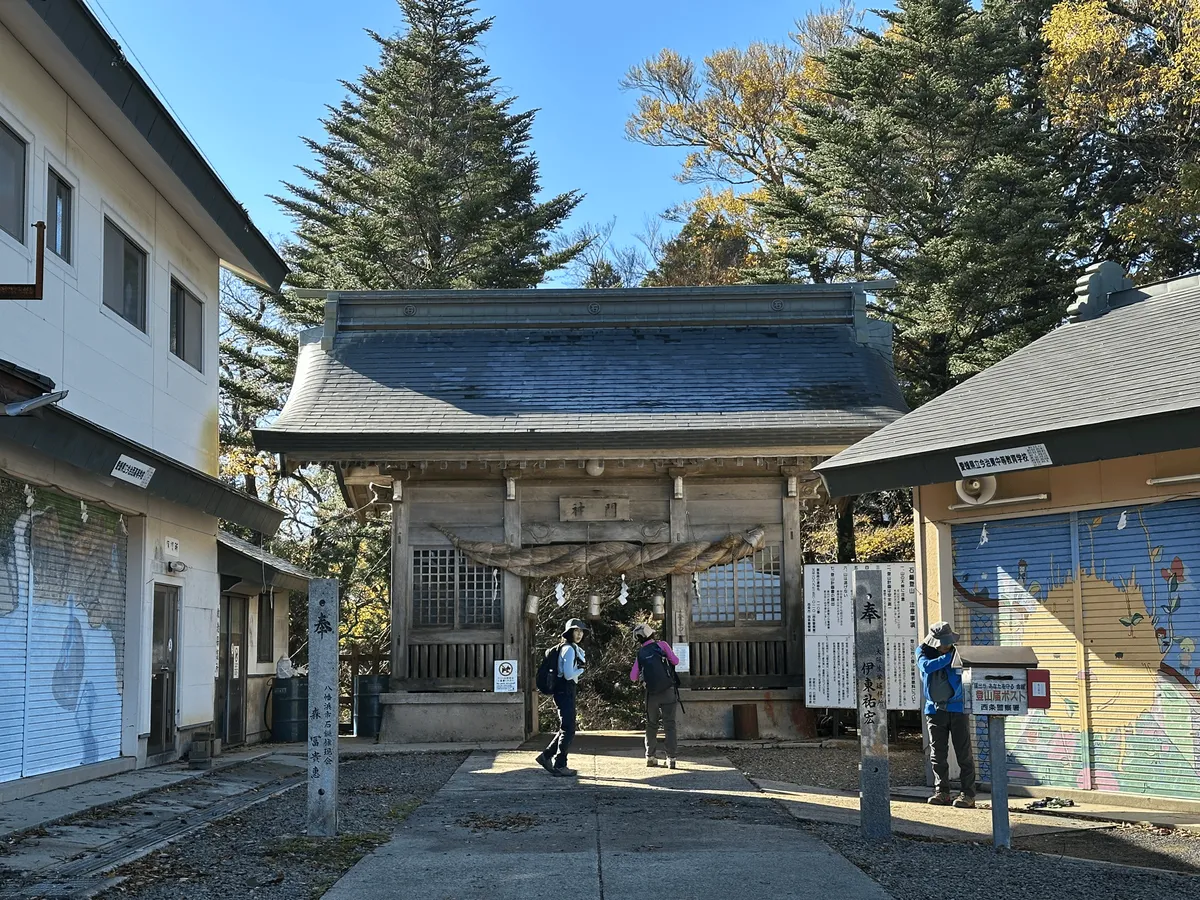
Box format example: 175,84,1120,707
308,579,340,837
853,569,891,842
989,715,1010,849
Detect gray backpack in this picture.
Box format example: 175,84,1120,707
927,668,955,710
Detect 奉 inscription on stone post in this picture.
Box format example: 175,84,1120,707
308,578,339,837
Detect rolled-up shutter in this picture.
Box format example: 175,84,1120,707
0,477,128,783
952,514,1082,789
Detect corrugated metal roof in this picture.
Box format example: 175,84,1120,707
254,323,907,455
817,274,1200,491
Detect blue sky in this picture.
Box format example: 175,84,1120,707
85,0,830,267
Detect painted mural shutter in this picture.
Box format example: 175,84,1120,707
0,477,128,783
951,514,1082,789
1081,499,1200,800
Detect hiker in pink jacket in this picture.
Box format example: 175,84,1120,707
630,623,681,768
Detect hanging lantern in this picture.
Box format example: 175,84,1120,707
652,593,665,618
588,593,601,620
525,594,540,619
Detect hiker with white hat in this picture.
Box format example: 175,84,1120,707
917,621,976,808
536,618,589,777
630,622,682,768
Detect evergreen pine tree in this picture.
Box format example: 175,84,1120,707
760,0,1071,406
275,0,582,290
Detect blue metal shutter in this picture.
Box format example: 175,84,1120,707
0,477,128,783
951,514,1081,790
1082,499,1200,800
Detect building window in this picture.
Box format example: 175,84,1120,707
257,592,275,663
103,218,147,331
0,121,26,243
47,169,72,262
691,545,783,625
412,548,502,628
170,279,203,370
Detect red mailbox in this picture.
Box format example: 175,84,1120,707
1027,668,1051,709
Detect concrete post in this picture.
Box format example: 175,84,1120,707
308,578,339,837
853,569,891,841
989,716,1010,849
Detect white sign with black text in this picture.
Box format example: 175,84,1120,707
493,660,518,693
955,444,1052,477
111,454,156,489
804,563,920,710
672,644,690,673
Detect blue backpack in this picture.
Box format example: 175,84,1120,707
636,642,678,694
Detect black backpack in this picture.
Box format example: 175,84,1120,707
536,645,562,696
637,641,678,694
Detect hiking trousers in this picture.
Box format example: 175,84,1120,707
545,682,578,769
927,710,976,798
645,688,678,759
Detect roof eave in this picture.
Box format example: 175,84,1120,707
816,407,1200,497
9,0,287,290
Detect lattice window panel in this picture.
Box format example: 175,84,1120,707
692,545,782,625
412,548,502,629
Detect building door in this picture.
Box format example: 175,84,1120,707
217,594,248,746
148,586,178,756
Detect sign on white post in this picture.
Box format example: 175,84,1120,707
493,660,518,692
803,563,920,710
964,667,1029,716
672,644,690,673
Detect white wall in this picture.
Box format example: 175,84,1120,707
0,20,221,476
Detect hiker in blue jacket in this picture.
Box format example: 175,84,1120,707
916,621,976,808
536,619,588,777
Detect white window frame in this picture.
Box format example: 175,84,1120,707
42,150,79,277
99,205,152,341
167,267,207,377
0,105,34,259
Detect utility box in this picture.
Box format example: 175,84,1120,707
951,645,1041,717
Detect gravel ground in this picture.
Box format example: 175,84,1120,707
101,752,467,900
804,820,1200,900
725,741,927,792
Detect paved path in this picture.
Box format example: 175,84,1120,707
324,740,893,900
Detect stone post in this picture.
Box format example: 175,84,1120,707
853,569,891,841
308,578,339,837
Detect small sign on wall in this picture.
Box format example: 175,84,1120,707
955,443,1051,476
111,454,156,488
494,660,518,692
559,497,631,522
164,536,181,559
672,644,690,673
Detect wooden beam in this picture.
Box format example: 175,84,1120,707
390,500,410,682
668,476,688,648
782,486,804,678
503,477,522,674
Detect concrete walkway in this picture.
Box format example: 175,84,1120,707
323,738,893,900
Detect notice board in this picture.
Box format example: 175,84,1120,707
803,563,920,710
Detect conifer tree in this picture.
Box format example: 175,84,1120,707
275,0,582,290
759,0,1071,405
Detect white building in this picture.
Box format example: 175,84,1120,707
0,0,296,799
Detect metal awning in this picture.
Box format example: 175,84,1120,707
217,531,313,593
0,406,283,534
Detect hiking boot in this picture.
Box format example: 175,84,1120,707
646,757,658,767
927,793,953,806
667,758,677,770
552,767,578,777
953,794,976,809
534,752,554,774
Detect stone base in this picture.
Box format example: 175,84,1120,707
676,689,816,740
379,692,526,743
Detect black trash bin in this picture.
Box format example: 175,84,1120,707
272,676,308,743
354,674,390,739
